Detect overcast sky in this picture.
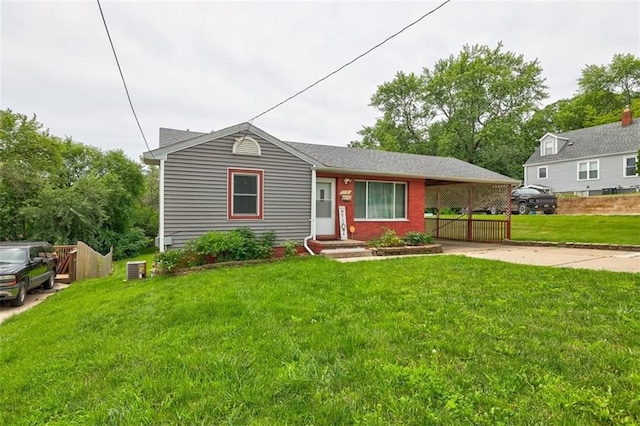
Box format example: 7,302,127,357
2,0,639,161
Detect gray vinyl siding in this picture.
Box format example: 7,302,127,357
525,152,640,193
163,131,312,248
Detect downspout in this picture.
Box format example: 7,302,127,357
159,159,166,252
303,168,317,255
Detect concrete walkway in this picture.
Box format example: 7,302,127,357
339,240,640,273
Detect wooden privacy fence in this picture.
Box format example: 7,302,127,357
76,241,112,281
54,242,113,283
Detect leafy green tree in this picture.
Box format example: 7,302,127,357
579,53,640,108
541,54,640,133
0,110,63,239
356,43,548,178
135,166,159,239
0,109,149,259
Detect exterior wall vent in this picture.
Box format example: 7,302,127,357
233,136,261,156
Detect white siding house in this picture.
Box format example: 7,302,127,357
524,108,640,195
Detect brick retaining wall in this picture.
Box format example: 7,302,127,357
557,195,640,215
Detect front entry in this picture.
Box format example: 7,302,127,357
315,178,335,236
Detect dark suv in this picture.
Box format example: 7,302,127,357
511,187,557,215
0,242,57,307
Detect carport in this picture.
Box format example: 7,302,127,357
425,182,514,243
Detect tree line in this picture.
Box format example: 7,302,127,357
351,46,640,179
0,110,158,259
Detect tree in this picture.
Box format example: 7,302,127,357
355,43,548,178
579,53,640,108
0,109,150,259
135,166,159,239
0,110,63,239
543,54,640,132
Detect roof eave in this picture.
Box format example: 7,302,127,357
315,166,519,185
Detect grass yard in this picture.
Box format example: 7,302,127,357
511,215,640,245
1,256,640,424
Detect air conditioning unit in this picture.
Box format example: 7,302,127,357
126,261,147,280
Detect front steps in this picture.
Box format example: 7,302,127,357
309,239,373,259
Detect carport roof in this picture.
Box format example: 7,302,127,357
281,140,518,184
143,122,519,185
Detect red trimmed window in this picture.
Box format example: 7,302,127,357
228,169,263,220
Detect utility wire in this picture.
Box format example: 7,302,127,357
248,0,452,123
96,0,154,157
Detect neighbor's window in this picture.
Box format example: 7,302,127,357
543,139,554,156
538,166,548,179
624,156,638,177
578,160,599,180
354,180,406,220
228,168,263,219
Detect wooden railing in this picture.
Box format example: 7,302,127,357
425,217,509,243
54,245,77,283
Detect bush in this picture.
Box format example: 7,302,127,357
368,228,405,248
368,229,434,248
96,227,152,261
403,231,434,246
153,249,185,274
154,228,278,274
283,240,300,258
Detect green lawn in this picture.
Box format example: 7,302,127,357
511,215,640,245
1,256,639,424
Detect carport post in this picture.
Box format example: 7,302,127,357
467,186,473,242
436,189,441,239
506,185,512,240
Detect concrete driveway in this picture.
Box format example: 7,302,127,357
436,240,640,273
0,282,67,324
339,240,640,273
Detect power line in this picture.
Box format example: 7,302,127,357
96,0,154,157
248,0,452,123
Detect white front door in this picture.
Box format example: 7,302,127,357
315,178,335,236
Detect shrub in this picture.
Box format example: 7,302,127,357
188,230,246,263
403,231,434,246
368,228,404,248
153,249,186,274
96,227,152,261
282,240,300,258
153,228,278,274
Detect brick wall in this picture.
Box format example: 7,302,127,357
557,195,640,215
317,172,425,241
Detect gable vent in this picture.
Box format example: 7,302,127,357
233,136,261,156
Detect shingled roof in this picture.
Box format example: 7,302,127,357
525,120,640,166
159,128,206,147
281,140,516,184
145,123,518,184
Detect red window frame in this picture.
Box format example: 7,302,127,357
227,168,264,220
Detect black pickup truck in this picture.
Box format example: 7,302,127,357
0,242,57,307
511,187,557,215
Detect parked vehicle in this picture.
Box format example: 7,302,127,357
510,187,557,215
481,187,557,215
0,242,57,307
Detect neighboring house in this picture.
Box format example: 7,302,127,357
524,108,640,195
142,123,517,252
